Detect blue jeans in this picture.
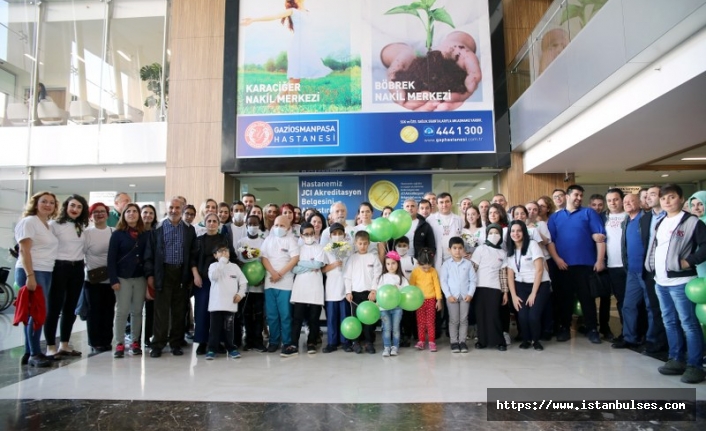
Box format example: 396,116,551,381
654,281,705,367
380,307,403,348
265,288,292,346
622,271,658,344
325,299,351,347
192,277,211,344
15,268,52,356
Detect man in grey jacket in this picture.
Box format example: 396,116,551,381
645,184,706,384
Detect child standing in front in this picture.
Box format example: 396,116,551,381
409,248,442,352
322,223,352,353
345,231,382,354
394,236,418,347
378,251,409,357
440,237,477,354
206,244,248,360
236,214,267,352
282,223,326,357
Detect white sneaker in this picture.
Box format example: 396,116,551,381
390,346,398,356
382,347,391,357
503,332,512,346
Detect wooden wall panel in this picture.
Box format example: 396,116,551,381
503,0,553,66
166,0,229,207
499,152,574,205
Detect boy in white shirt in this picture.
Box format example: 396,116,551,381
206,245,248,360
261,216,300,353
322,223,352,353
344,231,382,354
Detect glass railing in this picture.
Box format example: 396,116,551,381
0,0,169,128
507,0,609,106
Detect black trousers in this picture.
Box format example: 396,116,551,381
515,281,550,342
208,311,236,352
84,281,115,348
144,300,154,344
45,261,84,345
152,265,188,350
556,265,598,332
607,267,627,326
351,291,375,344
243,292,265,347
291,302,322,347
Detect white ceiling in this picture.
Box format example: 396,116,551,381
529,71,706,185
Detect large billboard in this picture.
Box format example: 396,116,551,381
234,0,495,159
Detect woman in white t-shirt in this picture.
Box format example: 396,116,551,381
506,220,551,351
15,191,59,367
47,194,90,358
82,203,115,353
353,202,385,261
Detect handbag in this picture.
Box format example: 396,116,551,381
87,266,109,284
588,271,611,298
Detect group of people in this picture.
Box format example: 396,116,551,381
11,184,706,383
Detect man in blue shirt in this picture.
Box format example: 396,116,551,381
548,185,606,343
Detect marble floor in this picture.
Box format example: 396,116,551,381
0,305,704,430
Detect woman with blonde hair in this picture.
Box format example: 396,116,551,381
15,191,59,367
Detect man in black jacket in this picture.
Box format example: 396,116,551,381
638,185,667,354
144,197,199,357
405,198,435,259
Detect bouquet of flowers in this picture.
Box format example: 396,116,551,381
237,245,261,263
324,240,352,261
461,232,479,253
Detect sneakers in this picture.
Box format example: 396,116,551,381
450,343,460,353
587,330,602,344
280,345,299,358
382,347,391,357
114,343,125,358
503,332,511,346
365,343,376,354
307,344,317,354
680,366,706,384
556,328,571,342
519,341,531,349
205,351,216,360
196,343,207,355
459,342,469,353
353,342,363,354
343,344,354,353
253,344,267,353
322,344,337,353
266,344,279,353
130,341,142,356
228,350,242,359
390,346,399,356
429,342,437,352
533,341,544,351
658,359,686,376
414,341,425,350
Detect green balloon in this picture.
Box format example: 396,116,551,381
696,303,706,325
685,278,706,304
389,209,413,239
399,285,425,311
340,316,362,340
377,284,401,310
356,300,381,325
573,299,583,317
242,261,266,285
366,218,394,243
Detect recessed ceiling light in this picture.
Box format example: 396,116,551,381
661,174,669,177
681,157,706,161
479,187,486,190
128,184,136,187
117,50,132,62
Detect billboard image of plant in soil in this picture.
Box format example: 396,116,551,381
238,0,361,114
370,0,488,112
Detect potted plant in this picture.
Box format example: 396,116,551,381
140,62,168,108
